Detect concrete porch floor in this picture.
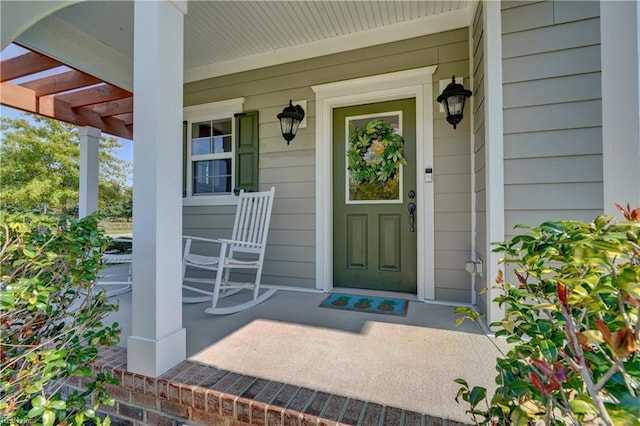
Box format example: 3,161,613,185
104,282,509,424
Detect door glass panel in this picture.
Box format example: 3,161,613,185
345,112,403,204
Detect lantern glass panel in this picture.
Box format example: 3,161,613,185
280,116,293,135
447,95,466,116
291,119,301,136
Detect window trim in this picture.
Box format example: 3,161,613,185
183,98,246,206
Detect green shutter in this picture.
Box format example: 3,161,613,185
182,120,188,197
234,110,259,192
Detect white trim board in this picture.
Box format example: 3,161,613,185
312,66,437,301
483,2,505,326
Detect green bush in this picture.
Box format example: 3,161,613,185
0,211,121,425
455,204,640,425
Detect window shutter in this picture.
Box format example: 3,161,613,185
234,110,259,192
182,120,188,197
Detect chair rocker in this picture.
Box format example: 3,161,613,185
182,186,277,314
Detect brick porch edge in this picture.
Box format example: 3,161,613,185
74,346,469,426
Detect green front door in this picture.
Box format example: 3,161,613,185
333,99,417,293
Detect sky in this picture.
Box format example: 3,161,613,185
1,43,133,184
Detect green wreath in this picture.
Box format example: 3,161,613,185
346,119,407,183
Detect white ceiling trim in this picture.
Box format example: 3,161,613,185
0,0,78,50
184,7,472,83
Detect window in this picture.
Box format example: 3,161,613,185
183,98,259,206
191,118,233,195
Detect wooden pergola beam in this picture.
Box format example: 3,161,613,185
55,83,131,108
39,95,133,139
20,70,101,96
0,51,63,82
0,46,134,139
0,82,37,112
86,97,133,117
112,112,133,125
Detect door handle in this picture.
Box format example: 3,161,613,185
407,202,416,233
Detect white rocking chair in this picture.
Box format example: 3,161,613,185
182,187,277,314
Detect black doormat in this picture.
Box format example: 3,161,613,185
319,293,408,317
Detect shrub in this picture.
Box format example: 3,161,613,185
0,211,121,425
455,204,640,425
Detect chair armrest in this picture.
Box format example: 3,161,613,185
218,238,264,248
183,235,223,244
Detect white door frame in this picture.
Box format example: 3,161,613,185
312,66,437,301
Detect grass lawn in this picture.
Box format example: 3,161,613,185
100,221,132,237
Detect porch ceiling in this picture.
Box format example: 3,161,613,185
52,1,474,70
1,1,474,138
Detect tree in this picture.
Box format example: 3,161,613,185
101,186,132,221
0,114,131,216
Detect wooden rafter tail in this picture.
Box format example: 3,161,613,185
54,83,131,108
86,97,133,117
0,82,37,112
20,70,102,96
0,45,133,139
0,51,63,82
112,112,134,125
38,95,132,139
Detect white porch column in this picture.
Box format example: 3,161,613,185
483,1,505,327
128,0,187,377
78,126,100,218
601,1,640,214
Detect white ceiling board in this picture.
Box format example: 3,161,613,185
39,0,475,83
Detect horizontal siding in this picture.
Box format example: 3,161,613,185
503,73,601,108
434,173,472,194
435,213,472,232
435,194,471,212
434,231,470,251
501,0,602,246
502,18,600,58
434,135,471,156
261,149,315,168
553,1,600,24
435,288,471,304
501,1,541,10
434,152,471,175
184,28,473,300
501,1,553,34
503,45,601,84
504,128,602,159
433,44,472,304
474,145,485,176
435,269,471,291
503,100,602,134
505,182,603,210
504,155,603,185
260,165,315,184
436,249,472,270
270,198,315,215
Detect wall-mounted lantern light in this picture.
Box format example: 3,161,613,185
277,100,305,144
437,75,472,129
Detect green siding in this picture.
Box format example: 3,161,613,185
184,28,473,297
501,0,603,242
